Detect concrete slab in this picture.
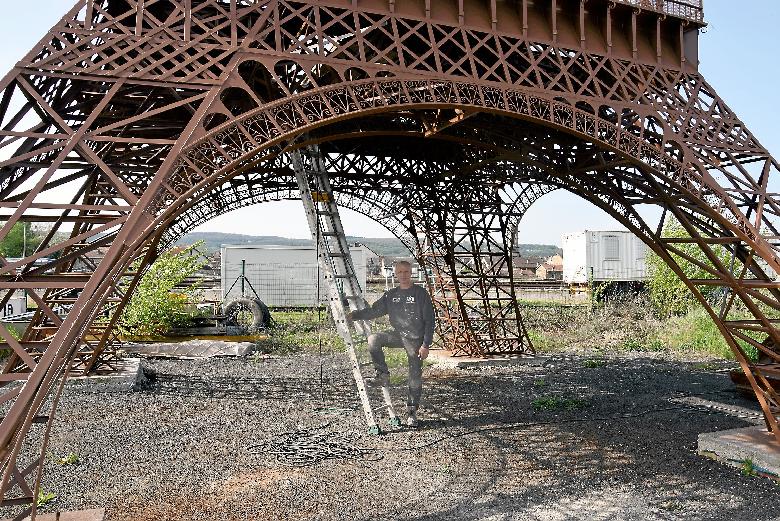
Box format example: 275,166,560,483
671,396,765,425
2,508,104,521
427,348,549,369
66,358,141,393
123,339,254,359
698,426,780,478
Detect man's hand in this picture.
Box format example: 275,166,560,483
418,345,430,360
345,311,354,321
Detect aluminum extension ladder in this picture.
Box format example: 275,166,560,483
291,146,400,434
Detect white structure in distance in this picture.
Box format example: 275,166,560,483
562,230,648,284
221,245,368,307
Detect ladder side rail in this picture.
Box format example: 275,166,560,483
291,150,380,433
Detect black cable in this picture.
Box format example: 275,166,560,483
249,425,383,467
250,399,754,467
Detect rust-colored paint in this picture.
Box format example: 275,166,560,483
3,0,780,516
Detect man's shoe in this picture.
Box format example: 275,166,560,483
366,373,390,388
406,410,419,428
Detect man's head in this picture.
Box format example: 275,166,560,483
394,260,413,288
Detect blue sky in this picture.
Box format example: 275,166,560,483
0,1,777,244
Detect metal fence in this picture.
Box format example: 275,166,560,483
223,263,329,307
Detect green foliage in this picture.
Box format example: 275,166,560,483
589,280,614,307
620,338,643,352
526,329,553,352
655,306,749,360
255,309,344,355
532,396,587,411
57,452,79,465
118,243,205,336
741,458,756,477
0,222,43,258
35,490,56,508
646,217,731,317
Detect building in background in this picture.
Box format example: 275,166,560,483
513,256,544,278
536,257,564,280
562,230,647,285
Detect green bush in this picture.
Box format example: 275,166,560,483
646,217,731,317
532,396,587,411
118,243,205,336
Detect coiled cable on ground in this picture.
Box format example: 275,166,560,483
249,426,383,467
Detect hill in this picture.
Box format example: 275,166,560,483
176,232,560,258
176,232,412,256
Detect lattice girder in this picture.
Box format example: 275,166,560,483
1,0,780,514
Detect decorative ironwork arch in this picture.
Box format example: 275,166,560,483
1,0,780,515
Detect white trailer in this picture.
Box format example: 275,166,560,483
221,245,368,307
562,230,648,284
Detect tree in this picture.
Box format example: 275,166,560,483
0,223,42,258
118,242,206,336
646,217,731,317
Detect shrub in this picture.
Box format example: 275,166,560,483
118,242,205,336
646,217,731,318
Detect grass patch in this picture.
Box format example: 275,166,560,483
655,307,757,361
741,458,757,477
254,309,345,355
533,378,546,388
532,396,587,411
525,295,758,362
526,329,553,352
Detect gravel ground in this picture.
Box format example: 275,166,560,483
8,349,780,520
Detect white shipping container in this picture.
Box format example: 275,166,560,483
562,230,647,284
221,245,368,307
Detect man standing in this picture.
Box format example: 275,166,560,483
347,260,435,427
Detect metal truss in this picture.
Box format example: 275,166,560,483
159,151,545,357
0,0,779,513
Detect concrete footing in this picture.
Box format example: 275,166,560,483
698,426,780,478
66,358,141,392
124,339,255,359
427,349,549,369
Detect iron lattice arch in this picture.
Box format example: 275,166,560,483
159,149,554,356
1,0,780,513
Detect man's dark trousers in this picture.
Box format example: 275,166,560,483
367,330,423,411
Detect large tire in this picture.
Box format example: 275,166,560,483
223,297,271,332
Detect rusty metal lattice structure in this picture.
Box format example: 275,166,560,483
2,0,780,513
